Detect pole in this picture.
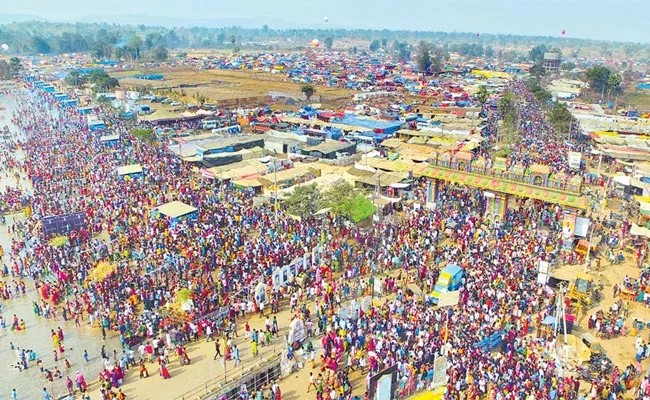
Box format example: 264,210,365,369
597,153,602,177
584,224,594,273
274,159,278,221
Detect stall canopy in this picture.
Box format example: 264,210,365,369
117,164,143,176
631,223,650,239
154,201,198,219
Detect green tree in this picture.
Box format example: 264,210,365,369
393,41,411,62
31,36,51,54
561,61,576,71
65,70,86,86
132,128,154,142
284,184,322,219
0,60,10,80
381,38,388,49
217,32,226,46
8,57,22,77
584,65,612,95
301,84,315,101
529,63,546,78
128,36,144,60
152,45,169,61
528,44,548,63
498,91,518,140
476,85,490,104
607,73,622,93
549,102,572,134
324,37,333,50
416,41,432,74
369,40,380,52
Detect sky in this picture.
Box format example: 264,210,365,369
1,0,647,43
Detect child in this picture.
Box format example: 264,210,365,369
139,360,149,378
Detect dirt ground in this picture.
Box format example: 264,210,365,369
115,68,356,105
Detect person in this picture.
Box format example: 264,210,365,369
308,372,318,393
42,387,52,400
83,349,89,362
66,376,74,396
160,360,170,379
11,388,17,400
233,344,240,367
117,389,126,400
213,337,222,360
139,360,149,378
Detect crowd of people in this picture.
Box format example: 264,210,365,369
0,74,645,400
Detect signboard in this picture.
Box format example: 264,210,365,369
373,278,383,297
537,272,549,285
288,319,305,345
562,211,577,239
368,365,398,400
538,261,549,274
568,151,582,170
575,217,591,238
432,356,449,388
438,291,460,308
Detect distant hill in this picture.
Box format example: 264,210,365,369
0,13,46,24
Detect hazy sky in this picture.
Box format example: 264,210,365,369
1,0,647,43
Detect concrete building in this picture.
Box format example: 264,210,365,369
543,53,561,75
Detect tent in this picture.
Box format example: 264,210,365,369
117,164,144,180
153,201,198,226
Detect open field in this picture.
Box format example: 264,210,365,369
114,68,356,105
621,89,650,111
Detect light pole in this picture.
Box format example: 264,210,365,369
273,159,278,221
584,223,594,274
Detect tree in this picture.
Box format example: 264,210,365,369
607,73,622,93
128,36,144,60
529,44,548,63
301,84,315,101
561,61,576,71
324,37,333,50
584,65,612,94
284,184,321,220
369,40,380,52
498,91,518,139
381,38,388,49
0,60,10,80
86,70,119,92
217,32,226,46
152,45,169,61
393,41,411,62
133,128,154,142
65,70,86,87
529,63,546,78
416,41,432,74
31,36,51,54
549,102,572,134
8,57,22,77
476,85,489,104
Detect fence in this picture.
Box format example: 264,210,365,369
175,353,282,400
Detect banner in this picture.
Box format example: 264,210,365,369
562,210,577,239
432,356,449,388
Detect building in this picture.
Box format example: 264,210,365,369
543,53,561,75
305,140,357,159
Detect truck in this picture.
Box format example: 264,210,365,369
430,264,464,305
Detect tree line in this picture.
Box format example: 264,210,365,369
1,21,649,59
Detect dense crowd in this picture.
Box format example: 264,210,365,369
0,77,642,400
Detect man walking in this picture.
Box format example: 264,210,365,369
213,338,222,361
